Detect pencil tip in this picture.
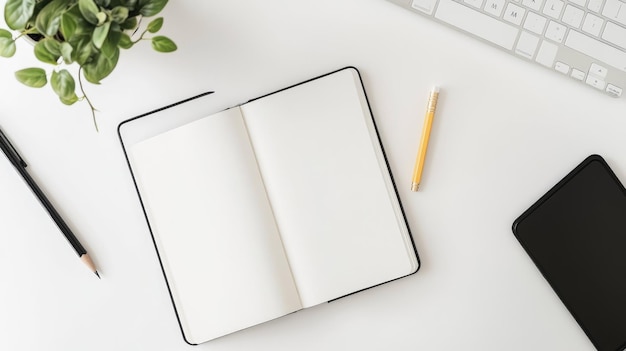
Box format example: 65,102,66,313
95,271,101,279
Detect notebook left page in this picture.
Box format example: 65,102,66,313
129,108,302,344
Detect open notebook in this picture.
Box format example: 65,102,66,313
119,67,419,344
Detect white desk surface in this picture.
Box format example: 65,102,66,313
0,1,624,350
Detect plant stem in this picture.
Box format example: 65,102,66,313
78,67,99,132
15,27,38,40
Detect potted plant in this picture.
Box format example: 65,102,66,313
0,0,177,130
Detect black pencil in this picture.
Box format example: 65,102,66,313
0,128,99,278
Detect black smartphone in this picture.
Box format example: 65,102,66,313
513,154,626,351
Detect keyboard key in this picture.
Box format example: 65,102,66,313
587,0,603,13
555,61,570,73
516,31,540,58
536,40,559,66
522,0,544,11
546,21,567,42
465,0,485,8
562,5,585,28
571,68,586,80
569,0,587,7
565,30,626,72
582,13,604,36
606,84,623,97
589,63,608,77
504,3,526,25
411,0,438,14
586,75,606,89
601,21,626,50
543,0,565,18
434,0,519,50
524,12,548,34
485,0,506,16
602,0,626,26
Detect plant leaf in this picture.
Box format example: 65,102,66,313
138,0,168,17
111,6,129,23
60,93,79,105
101,29,121,57
118,33,133,49
0,37,17,57
0,29,13,39
43,38,62,55
82,46,119,84
15,68,48,88
146,17,162,33
151,35,176,52
95,0,110,6
35,0,71,37
51,69,76,101
34,39,61,64
60,12,77,38
121,0,137,8
120,16,137,30
60,42,73,63
96,11,107,25
4,0,36,30
120,0,137,10
78,0,100,25
92,21,110,49
72,36,96,65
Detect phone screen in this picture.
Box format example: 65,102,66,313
513,155,626,351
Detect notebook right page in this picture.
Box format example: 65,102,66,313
241,68,418,307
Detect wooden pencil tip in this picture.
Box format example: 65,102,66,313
80,254,100,278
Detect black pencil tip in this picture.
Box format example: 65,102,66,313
95,271,101,279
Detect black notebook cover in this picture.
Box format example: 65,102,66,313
118,67,420,344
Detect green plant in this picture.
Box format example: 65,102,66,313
0,0,177,130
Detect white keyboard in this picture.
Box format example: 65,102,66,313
387,0,626,98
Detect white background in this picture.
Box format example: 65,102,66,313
0,1,624,350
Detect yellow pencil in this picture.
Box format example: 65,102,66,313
411,86,440,192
